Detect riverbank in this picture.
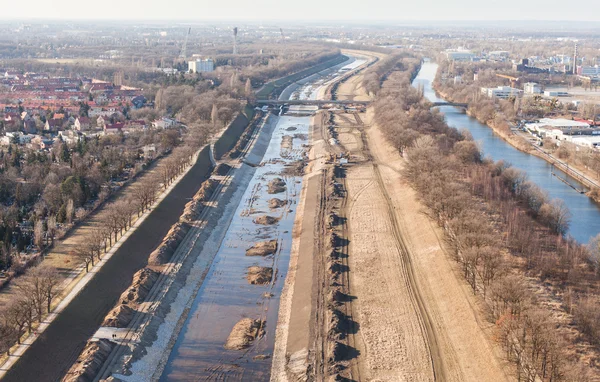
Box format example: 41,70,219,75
435,88,600,203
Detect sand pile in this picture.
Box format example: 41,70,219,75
213,163,232,176
267,178,286,194
246,240,278,257
247,266,273,285
281,160,306,177
253,215,279,225
281,135,294,150
224,318,265,350
148,223,190,265
102,304,135,328
119,268,159,305
268,198,287,209
62,339,115,382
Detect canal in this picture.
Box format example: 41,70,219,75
413,62,600,243
158,57,364,381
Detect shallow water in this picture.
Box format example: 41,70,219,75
413,62,600,243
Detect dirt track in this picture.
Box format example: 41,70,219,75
271,50,509,380
332,106,510,381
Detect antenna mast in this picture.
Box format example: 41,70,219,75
179,27,191,60
233,27,238,55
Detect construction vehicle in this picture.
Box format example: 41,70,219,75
495,73,520,87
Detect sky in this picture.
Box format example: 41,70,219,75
2,0,600,21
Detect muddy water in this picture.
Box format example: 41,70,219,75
414,62,600,243
160,60,362,381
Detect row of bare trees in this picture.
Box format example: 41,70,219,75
374,59,598,380
0,142,195,354
0,266,60,355
74,145,195,273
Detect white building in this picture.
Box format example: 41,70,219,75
525,118,591,139
524,82,542,94
578,65,600,78
544,90,568,97
481,86,523,99
445,48,475,62
188,59,214,73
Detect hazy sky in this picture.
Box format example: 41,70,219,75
3,0,600,21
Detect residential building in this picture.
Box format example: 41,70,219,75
74,117,91,131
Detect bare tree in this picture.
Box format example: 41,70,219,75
34,220,44,250
66,199,75,224
211,104,219,127
133,176,159,215
74,245,93,273
46,215,57,246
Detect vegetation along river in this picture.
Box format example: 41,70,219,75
414,61,600,243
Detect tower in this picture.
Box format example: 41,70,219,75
233,27,238,55
179,27,191,60
113,71,124,86
573,43,578,75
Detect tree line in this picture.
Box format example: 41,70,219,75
374,59,600,380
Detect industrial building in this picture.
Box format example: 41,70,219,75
577,65,600,78
188,58,214,73
444,48,475,62
480,86,523,99
524,82,542,94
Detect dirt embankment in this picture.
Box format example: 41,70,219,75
322,166,357,379
62,339,115,382
103,267,159,328
224,318,265,350
148,223,191,266
149,176,220,267
246,240,278,257
180,178,219,225
63,267,161,380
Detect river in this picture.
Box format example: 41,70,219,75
413,62,600,244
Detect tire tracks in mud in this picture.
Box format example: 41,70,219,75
356,124,447,381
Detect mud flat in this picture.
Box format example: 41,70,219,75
247,266,274,285
268,198,287,209
268,177,287,194
246,240,278,257
254,215,280,225
225,318,266,350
